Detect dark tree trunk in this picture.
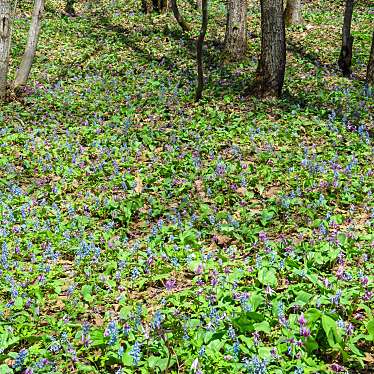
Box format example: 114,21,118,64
248,0,286,98
160,0,169,12
338,0,354,77
195,0,208,101
170,0,190,32
224,0,247,60
142,0,153,13
153,0,168,13
284,0,302,25
65,0,76,16
367,31,374,86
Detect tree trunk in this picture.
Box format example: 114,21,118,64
224,0,247,60
367,31,374,86
151,0,168,12
170,0,190,32
284,0,302,25
14,0,44,89
197,0,202,10
0,0,11,100
159,0,168,12
195,0,208,101
142,0,153,13
65,0,76,16
248,0,286,98
338,0,354,77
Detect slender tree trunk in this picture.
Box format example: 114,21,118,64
160,0,168,12
195,0,208,101
224,0,247,60
0,0,11,100
367,31,374,86
248,0,286,98
284,0,302,25
150,0,168,12
14,0,44,89
338,0,354,77
65,0,76,16
170,0,190,32
142,0,153,13
197,0,202,10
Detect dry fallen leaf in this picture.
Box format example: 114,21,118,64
236,187,247,196
364,353,374,364
55,297,66,310
135,175,143,193
262,185,281,199
195,179,205,197
94,314,104,326
4,359,15,367
215,235,232,245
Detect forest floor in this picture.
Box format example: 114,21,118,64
0,0,373,373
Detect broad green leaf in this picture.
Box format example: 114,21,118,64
258,267,278,287
81,285,93,303
0,365,13,374
295,291,313,305
206,339,225,356
321,315,341,348
367,319,374,341
253,321,271,333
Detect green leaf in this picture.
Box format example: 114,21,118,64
239,335,254,350
347,341,363,357
260,209,275,226
367,319,374,341
304,336,319,353
206,339,225,356
250,294,265,311
14,297,23,310
75,364,98,373
0,365,13,374
321,315,341,348
122,351,135,366
81,285,93,303
253,321,271,333
0,330,19,352
295,291,313,306
305,308,322,324
246,312,265,322
147,356,174,371
90,330,104,346
179,230,196,245
258,267,277,287
258,346,272,360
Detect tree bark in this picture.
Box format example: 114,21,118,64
284,0,302,25
338,0,354,77
0,0,11,100
14,0,44,89
224,0,247,60
195,0,208,101
170,0,190,32
248,0,286,98
142,0,153,13
147,0,168,12
159,0,168,12
65,0,76,16
367,31,374,86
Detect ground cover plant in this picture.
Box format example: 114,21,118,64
0,0,373,373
